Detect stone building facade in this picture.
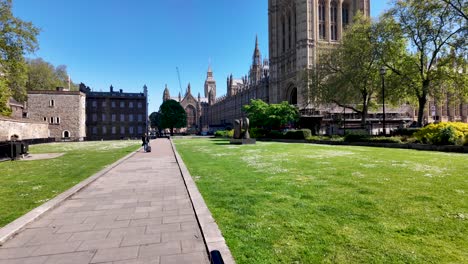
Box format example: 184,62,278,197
83,84,148,140
26,88,86,141
163,83,207,133
162,0,466,134
268,0,370,107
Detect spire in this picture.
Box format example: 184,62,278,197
163,84,170,101
253,34,261,66
187,83,191,95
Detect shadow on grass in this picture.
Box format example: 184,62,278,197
214,142,231,145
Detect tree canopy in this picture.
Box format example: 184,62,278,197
25,58,78,91
311,13,384,127
0,0,39,115
159,100,187,136
381,0,467,126
243,99,299,129
149,111,162,130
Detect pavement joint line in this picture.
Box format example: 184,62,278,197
0,146,143,245
169,137,236,264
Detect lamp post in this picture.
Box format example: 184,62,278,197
380,66,387,136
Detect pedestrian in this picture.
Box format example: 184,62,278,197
141,133,149,152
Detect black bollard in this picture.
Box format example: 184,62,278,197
210,250,225,264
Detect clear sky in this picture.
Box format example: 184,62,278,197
13,0,391,113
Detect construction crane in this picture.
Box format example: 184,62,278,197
176,67,183,95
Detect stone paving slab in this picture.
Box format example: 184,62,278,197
0,139,211,264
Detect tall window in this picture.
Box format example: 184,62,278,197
120,101,125,108
120,126,125,135
112,114,116,122
288,14,291,50
282,17,286,53
186,106,196,128
92,101,97,107
129,102,134,108
112,126,116,134
49,100,55,107
319,0,326,40
120,114,125,122
111,101,116,108
138,102,142,108
102,114,106,121
102,126,107,135
342,3,350,27
331,1,338,41
129,114,134,122
129,126,134,134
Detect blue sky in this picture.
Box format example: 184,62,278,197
14,0,391,113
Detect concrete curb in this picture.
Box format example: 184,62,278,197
169,139,236,264
0,146,141,244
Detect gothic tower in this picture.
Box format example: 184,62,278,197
163,84,170,102
268,0,370,107
250,35,263,85
204,65,216,99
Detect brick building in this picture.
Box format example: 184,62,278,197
82,84,148,140
26,88,86,141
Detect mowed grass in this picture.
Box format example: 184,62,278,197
174,138,468,264
0,140,140,227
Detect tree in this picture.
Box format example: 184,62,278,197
310,13,383,127
381,0,466,126
441,0,468,21
159,100,186,136
149,111,162,130
243,99,299,129
25,58,77,91
0,0,39,115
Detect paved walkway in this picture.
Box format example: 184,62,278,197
0,138,210,264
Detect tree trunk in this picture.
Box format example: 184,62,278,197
417,92,428,127
361,103,368,128
170,127,174,136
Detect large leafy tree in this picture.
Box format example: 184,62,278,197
441,0,468,21
26,58,77,91
149,111,162,130
159,100,186,136
0,0,39,115
243,99,299,129
381,0,466,126
310,13,385,127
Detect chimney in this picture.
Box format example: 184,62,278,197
119,89,123,93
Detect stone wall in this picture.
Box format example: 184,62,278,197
0,118,49,141
27,91,86,141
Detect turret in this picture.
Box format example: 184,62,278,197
163,84,170,101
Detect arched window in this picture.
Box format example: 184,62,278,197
185,105,197,128
63,131,70,138
342,3,350,27
318,0,326,40
289,87,298,105
331,1,338,41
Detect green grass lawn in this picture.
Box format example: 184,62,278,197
175,138,468,264
0,140,140,228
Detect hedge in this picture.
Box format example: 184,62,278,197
414,122,468,146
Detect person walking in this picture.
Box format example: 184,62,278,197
141,133,149,152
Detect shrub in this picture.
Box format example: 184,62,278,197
214,130,234,138
250,128,268,138
368,136,402,144
284,129,312,140
393,128,421,136
268,130,284,139
344,132,370,142
414,122,468,145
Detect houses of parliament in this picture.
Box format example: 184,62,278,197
163,0,467,134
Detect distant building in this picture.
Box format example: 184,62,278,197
163,37,269,133
7,98,25,119
82,84,148,140
27,88,86,141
